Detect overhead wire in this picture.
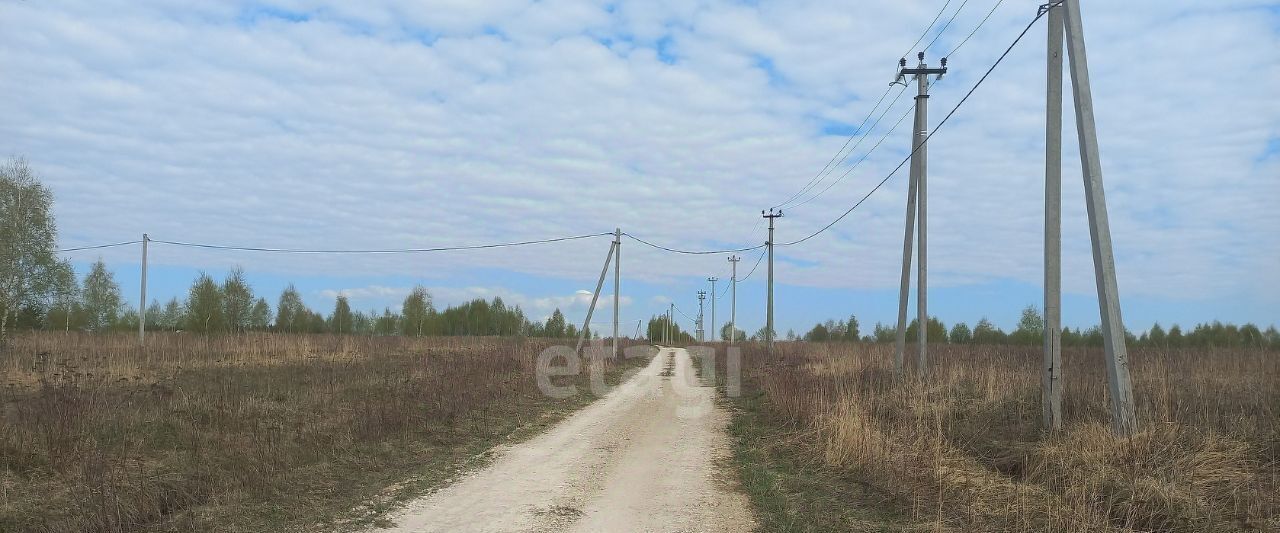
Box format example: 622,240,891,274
738,248,767,282
899,0,955,62
672,302,696,324
780,0,968,213
945,0,1007,59
775,84,910,210
146,232,611,254
779,6,1048,247
56,240,143,252
622,233,765,255
793,98,916,207
923,0,972,53
771,85,899,210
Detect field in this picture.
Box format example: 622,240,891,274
0,332,652,532
713,342,1279,532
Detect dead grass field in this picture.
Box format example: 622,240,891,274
0,332,651,532
713,342,1278,532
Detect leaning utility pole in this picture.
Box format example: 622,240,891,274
575,240,616,355
696,291,707,342
1043,2,1065,431
727,255,740,344
762,208,783,351
1053,0,1137,436
707,277,718,342
139,233,149,346
893,52,946,377
613,228,621,359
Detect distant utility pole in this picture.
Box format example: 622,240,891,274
139,233,149,346
727,255,740,344
696,291,707,342
707,277,718,342
762,208,783,351
669,303,675,345
1046,0,1137,436
893,51,946,377
613,228,621,359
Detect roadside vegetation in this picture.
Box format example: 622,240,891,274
0,333,652,531
705,341,1278,531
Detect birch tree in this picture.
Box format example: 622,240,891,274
0,158,61,341
82,260,122,332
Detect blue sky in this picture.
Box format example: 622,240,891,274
4,0,1278,335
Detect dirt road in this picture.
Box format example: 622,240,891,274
378,347,755,533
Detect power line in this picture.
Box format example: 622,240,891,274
781,0,974,213
145,232,612,254
772,85,899,210
672,302,695,324
781,7,1046,247
56,240,142,252
924,0,972,53
900,0,955,61
787,0,1003,212
622,233,765,255
739,248,767,282
788,99,915,209
945,0,1007,59
776,85,910,210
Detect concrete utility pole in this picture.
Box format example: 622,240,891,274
139,233,148,345
762,208,783,351
894,52,946,377
727,255,740,345
575,240,616,355
707,277,718,342
1043,2,1065,431
669,303,675,344
613,228,621,359
696,291,707,342
1061,0,1137,436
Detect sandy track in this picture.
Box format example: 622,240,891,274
378,348,755,533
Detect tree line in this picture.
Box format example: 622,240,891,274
10,259,592,339
0,157,597,341
801,306,1279,349
12,257,591,338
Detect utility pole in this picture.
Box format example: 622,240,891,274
669,303,675,345
762,208,783,351
894,52,946,377
727,255,739,345
707,277,718,342
139,233,148,346
1043,1,1065,431
696,291,707,342
613,228,621,359
1060,0,1137,436
575,240,616,355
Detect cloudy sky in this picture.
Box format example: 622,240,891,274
3,0,1277,336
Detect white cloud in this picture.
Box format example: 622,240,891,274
4,0,1277,314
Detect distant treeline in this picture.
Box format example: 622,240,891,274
10,260,594,339
800,306,1279,349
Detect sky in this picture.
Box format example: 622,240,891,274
2,0,1278,337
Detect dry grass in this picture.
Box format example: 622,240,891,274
0,332,651,532
718,342,1278,532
